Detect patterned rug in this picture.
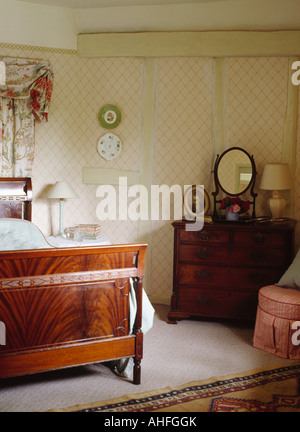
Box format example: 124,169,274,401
51,364,300,412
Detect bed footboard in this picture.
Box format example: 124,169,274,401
0,244,147,384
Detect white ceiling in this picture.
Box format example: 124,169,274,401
12,0,300,37
16,0,228,8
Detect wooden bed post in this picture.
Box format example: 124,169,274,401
133,276,144,385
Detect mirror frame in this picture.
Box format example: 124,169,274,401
212,147,257,220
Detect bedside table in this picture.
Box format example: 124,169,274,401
47,235,111,248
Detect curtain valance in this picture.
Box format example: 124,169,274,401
0,57,54,177
0,57,53,121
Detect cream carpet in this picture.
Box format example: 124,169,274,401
0,304,299,412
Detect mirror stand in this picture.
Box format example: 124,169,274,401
212,147,257,221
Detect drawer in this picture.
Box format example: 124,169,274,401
178,264,284,290
179,244,229,263
179,264,230,287
178,244,287,268
179,228,228,244
233,230,288,247
177,286,258,319
230,246,289,267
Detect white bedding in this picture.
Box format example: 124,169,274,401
47,235,111,247
0,218,52,250
0,218,154,378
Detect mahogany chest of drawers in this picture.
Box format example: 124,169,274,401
168,220,296,322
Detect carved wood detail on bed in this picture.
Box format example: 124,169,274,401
0,177,32,220
0,244,147,384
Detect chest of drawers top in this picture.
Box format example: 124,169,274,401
173,220,295,248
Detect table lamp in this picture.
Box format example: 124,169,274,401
259,163,293,219
46,181,78,237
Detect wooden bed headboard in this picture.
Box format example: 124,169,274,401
0,177,32,221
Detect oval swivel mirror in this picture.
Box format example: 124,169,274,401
212,147,257,221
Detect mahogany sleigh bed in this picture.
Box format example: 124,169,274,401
0,178,150,384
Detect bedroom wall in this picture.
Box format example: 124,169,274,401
0,41,299,304
0,0,77,50
0,43,143,246
150,55,299,302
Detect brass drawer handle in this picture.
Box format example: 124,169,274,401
248,272,264,284
197,230,211,241
196,270,212,280
197,248,212,260
251,233,266,244
250,251,267,262
196,295,211,305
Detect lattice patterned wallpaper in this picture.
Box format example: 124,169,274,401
150,57,214,300
0,45,143,245
0,43,299,303
226,57,290,216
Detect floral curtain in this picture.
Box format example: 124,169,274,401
0,57,54,177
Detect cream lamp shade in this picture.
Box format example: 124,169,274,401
46,181,77,237
259,163,293,219
46,181,77,200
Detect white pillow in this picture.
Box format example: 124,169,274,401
277,248,300,291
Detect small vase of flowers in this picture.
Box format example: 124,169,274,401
220,196,250,221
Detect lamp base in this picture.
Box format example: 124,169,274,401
55,233,67,239
57,199,66,239
268,191,286,219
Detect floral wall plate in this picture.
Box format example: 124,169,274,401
98,104,121,129
98,133,122,161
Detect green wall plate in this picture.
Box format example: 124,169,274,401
98,104,121,129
